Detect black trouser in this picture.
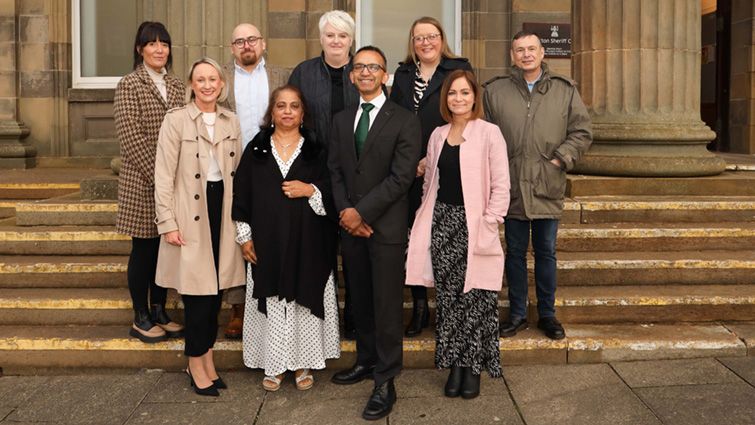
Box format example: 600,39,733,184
341,235,405,386
127,237,167,311
183,180,224,357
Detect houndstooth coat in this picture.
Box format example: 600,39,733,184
114,64,186,238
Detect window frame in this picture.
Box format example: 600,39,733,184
72,0,127,89
355,0,463,85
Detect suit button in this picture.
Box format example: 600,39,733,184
194,216,200,221
154,218,158,223
196,153,199,158
356,170,363,175
230,171,235,177
230,151,235,157
194,194,200,200
196,136,198,141
195,173,200,179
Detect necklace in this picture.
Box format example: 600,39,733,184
273,136,298,158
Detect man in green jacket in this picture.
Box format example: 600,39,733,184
483,30,592,340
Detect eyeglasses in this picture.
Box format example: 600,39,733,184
412,33,441,44
352,63,384,73
232,36,263,48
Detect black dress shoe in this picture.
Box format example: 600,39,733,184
362,378,396,421
331,364,375,385
499,316,528,338
404,299,429,337
460,367,480,399
537,317,566,340
212,376,227,389
444,366,463,397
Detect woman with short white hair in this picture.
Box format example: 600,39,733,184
288,10,361,341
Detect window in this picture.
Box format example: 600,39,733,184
357,0,461,79
73,0,139,88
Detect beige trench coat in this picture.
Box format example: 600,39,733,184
154,102,245,295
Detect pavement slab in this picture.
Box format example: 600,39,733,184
717,356,755,386
389,395,524,425
503,363,660,425
258,394,380,425
610,358,743,388
143,370,265,404
0,376,50,407
0,407,13,421
4,374,159,424
396,368,509,398
125,402,261,425
635,382,755,425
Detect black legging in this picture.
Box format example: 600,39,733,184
127,237,167,311
183,180,224,357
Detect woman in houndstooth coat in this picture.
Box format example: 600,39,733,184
113,21,185,344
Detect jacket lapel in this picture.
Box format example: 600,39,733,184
357,101,393,165
224,63,236,110
342,105,360,164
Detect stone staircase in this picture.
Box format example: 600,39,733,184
1,159,755,374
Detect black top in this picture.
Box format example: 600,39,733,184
436,140,464,206
325,62,346,118
389,56,473,224
231,127,338,319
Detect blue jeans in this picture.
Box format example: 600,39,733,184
504,218,559,319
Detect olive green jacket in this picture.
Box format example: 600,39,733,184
483,63,592,220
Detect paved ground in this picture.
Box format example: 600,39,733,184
1,357,754,424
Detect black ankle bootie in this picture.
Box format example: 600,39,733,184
404,299,429,337
444,366,463,397
460,367,480,399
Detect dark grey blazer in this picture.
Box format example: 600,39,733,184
328,99,422,244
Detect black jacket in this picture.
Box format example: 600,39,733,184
390,56,473,223
289,52,360,148
231,127,338,319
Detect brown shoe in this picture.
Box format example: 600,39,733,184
225,304,244,339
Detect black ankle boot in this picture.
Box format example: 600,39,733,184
150,303,184,338
460,367,480,399
444,366,463,397
404,299,429,337
129,307,167,343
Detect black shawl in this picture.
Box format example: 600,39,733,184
231,127,338,319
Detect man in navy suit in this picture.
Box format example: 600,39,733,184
328,45,421,421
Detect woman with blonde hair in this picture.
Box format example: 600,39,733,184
154,57,245,396
406,70,510,399
390,16,473,337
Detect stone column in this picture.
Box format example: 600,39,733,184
0,0,36,169
571,0,725,176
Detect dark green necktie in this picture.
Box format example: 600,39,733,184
354,103,375,157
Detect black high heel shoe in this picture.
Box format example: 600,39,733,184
212,377,227,390
186,368,219,397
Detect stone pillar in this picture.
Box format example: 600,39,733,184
0,0,36,169
571,0,725,177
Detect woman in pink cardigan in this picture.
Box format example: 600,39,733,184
406,70,510,399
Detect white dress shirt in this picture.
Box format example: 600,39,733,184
353,92,386,132
234,58,269,151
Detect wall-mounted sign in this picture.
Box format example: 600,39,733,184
523,23,571,58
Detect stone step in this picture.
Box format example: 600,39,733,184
0,183,80,200
0,323,748,373
0,200,30,219
567,171,755,197
0,218,130,255
5,285,755,326
555,222,755,251
572,196,755,224
552,250,755,286
0,255,128,288
15,193,117,226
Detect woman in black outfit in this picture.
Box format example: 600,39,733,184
390,16,473,337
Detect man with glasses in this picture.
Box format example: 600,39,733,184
328,46,421,420
219,23,289,340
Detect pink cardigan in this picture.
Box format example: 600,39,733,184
406,119,510,293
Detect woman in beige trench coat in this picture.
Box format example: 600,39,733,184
154,57,244,397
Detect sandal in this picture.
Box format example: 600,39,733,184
262,374,283,391
295,369,314,391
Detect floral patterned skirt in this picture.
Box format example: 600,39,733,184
431,201,502,378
